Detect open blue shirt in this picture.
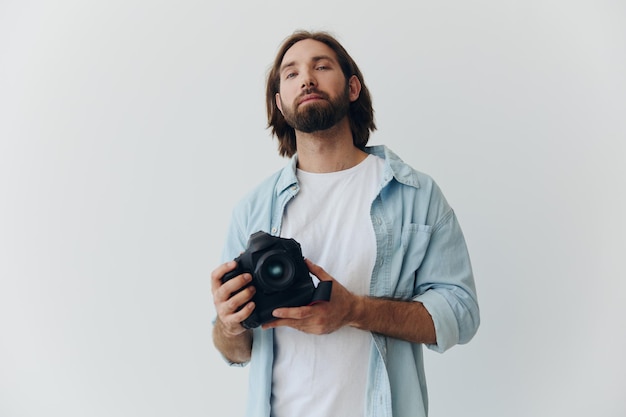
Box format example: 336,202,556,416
219,145,480,417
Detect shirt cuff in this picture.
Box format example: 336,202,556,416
414,289,459,353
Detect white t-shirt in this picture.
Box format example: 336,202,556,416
271,154,384,417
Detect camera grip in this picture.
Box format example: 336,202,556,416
308,281,333,305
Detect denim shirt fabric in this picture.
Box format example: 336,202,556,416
219,145,480,417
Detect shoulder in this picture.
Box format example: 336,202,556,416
234,164,292,206
367,144,442,195
369,145,453,224
229,160,297,223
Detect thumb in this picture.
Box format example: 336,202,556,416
304,258,333,282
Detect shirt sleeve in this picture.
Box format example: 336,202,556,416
413,209,480,353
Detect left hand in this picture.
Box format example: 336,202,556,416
261,258,359,334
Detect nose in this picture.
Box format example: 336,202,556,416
300,69,316,89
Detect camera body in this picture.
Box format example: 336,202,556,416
221,231,318,329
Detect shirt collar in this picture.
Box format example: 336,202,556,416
274,144,421,196
365,145,421,189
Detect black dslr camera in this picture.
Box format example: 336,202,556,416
221,231,331,329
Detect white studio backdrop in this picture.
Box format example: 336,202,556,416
1,1,625,416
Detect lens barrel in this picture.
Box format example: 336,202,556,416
254,250,295,291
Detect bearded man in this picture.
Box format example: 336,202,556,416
211,30,480,417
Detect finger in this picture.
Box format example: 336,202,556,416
214,272,252,304
210,261,238,291
262,318,286,330
261,307,311,330
228,300,256,324
262,316,323,334
220,272,253,296
221,284,256,314
219,301,256,336
262,316,301,330
272,305,314,320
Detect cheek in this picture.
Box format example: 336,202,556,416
278,88,295,107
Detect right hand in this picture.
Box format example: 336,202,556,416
211,261,256,337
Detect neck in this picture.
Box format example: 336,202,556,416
294,117,368,173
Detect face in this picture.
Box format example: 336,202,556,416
275,39,360,133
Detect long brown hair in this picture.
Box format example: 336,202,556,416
266,30,376,157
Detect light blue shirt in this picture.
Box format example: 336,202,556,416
219,145,480,417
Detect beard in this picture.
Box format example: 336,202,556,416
281,87,350,133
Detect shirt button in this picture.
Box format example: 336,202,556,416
271,227,277,234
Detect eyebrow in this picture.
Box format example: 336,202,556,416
279,55,336,73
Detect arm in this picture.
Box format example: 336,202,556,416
211,261,256,364
212,317,253,364
350,295,436,344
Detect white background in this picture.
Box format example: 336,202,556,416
1,1,625,416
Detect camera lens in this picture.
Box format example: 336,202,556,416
254,250,295,291
264,261,285,279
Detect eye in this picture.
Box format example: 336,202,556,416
316,65,328,71
284,72,297,80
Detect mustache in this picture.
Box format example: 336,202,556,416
299,88,329,100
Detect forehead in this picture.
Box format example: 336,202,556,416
280,39,339,67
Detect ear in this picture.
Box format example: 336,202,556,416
275,93,283,114
348,75,362,102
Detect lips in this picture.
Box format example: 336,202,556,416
297,91,327,106
298,94,323,104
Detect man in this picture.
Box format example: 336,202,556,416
211,30,480,417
